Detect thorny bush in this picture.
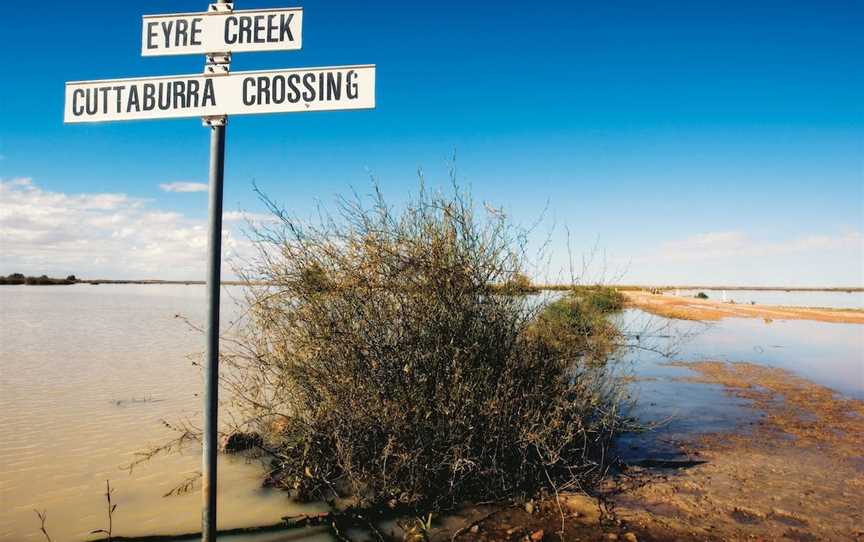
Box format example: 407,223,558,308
224,179,628,510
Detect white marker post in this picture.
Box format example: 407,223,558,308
63,2,375,540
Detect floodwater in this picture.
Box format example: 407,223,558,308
0,285,327,542
616,307,864,461
666,288,864,309
1,285,862,541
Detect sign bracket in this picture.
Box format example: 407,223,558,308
208,2,234,12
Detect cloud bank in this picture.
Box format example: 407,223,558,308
159,182,209,193
1,177,860,286
0,178,252,280
623,230,863,287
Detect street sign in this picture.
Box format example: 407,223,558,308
66,3,374,540
64,65,375,123
142,7,302,56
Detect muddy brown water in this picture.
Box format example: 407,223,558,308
0,285,328,541
1,286,861,541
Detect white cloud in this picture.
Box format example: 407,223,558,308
650,231,862,263
159,182,209,193
223,210,279,224
625,230,864,286
0,178,253,280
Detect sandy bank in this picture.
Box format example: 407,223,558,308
439,361,864,541
624,290,864,324
608,361,864,541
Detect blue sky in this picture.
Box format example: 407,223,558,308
1,0,862,285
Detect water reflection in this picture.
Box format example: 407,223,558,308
616,307,863,462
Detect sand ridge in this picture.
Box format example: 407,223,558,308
624,291,864,324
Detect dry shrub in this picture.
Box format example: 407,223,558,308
226,180,627,510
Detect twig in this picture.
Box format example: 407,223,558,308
34,509,52,542
90,480,117,541
450,509,500,542
543,465,566,537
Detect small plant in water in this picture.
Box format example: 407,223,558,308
400,513,433,542
33,509,52,542
90,480,117,541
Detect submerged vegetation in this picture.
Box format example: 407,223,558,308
221,180,630,512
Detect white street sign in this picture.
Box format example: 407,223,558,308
142,7,302,56
64,65,375,123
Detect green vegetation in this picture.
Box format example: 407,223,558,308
226,182,628,512
696,291,709,299
0,273,78,285
496,272,540,294
529,286,624,365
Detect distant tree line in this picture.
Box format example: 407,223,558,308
0,273,78,285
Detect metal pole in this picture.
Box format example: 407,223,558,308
202,87,227,542
202,2,230,537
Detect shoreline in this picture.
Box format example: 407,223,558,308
446,361,864,541
623,290,864,324
2,279,861,291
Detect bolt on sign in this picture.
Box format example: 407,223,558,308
64,3,375,541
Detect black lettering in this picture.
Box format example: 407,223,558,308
127,86,140,112
302,73,316,101
346,70,358,99
280,13,294,41
254,15,265,43
146,22,159,49
158,83,171,110
239,16,252,43
99,87,111,114
85,89,98,115
202,79,216,107
175,19,189,47
143,84,156,110
173,81,186,109
113,86,124,113
267,14,278,42
191,18,203,45
187,80,200,107
287,74,301,103
272,75,286,103
327,72,341,101
257,76,271,104
224,16,238,44
72,89,84,116
242,77,255,106
161,21,174,49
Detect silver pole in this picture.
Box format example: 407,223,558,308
202,0,228,533
202,119,225,541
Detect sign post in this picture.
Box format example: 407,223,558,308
201,5,229,537
64,2,375,540
202,106,225,542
